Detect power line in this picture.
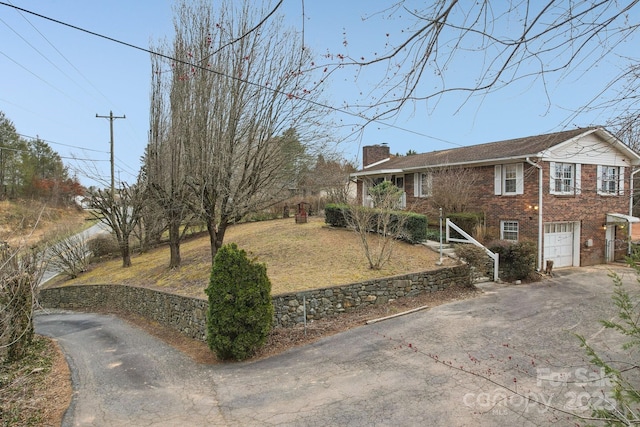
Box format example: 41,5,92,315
114,155,138,176
0,15,95,110
0,49,83,106
17,133,109,153
0,1,459,148
0,143,106,162
7,2,123,114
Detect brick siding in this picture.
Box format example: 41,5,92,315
401,162,630,266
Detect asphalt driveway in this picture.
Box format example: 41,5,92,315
35,265,639,426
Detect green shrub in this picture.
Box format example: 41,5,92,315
401,212,428,243
324,203,349,227
454,244,490,284
325,204,427,243
206,243,274,361
425,228,442,241
487,240,537,281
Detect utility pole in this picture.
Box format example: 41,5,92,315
96,111,126,197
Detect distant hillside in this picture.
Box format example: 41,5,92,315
0,200,88,248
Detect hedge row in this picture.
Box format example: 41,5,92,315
325,204,428,243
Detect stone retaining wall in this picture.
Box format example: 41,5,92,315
39,264,470,342
39,285,209,341
273,265,470,326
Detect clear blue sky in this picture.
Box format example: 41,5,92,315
1,1,638,188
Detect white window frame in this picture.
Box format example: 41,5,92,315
494,163,524,195
414,172,432,197
394,175,404,190
549,162,581,195
501,220,519,241
597,165,624,196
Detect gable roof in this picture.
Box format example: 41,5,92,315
356,127,640,175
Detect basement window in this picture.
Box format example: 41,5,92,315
501,221,519,241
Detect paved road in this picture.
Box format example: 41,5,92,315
40,222,111,285
35,265,639,426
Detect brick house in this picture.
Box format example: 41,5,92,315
352,127,640,269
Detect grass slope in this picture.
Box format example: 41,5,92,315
49,217,455,297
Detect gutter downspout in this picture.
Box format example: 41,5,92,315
629,168,640,254
526,157,543,271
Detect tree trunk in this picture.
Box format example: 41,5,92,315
207,218,229,264
207,218,217,264
121,242,132,268
168,221,181,268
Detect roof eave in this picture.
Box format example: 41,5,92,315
351,168,404,178
537,127,640,165
402,155,541,171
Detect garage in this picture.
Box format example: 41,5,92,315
544,222,578,268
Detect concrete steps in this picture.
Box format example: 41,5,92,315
422,240,457,259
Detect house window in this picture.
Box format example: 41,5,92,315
550,162,581,195
504,164,517,193
597,165,624,195
554,163,573,193
494,163,523,195
501,221,519,241
395,176,404,190
414,172,432,197
372,177,385,186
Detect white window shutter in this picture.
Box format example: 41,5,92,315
413,173,420,197
575,164,581,195
494,165,502,195
549,162,556,194
516,163,524,194
362,181,368,206
619,166,625,195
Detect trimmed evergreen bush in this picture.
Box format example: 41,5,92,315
454,244,490,284
206,243,274,361
487,240,537,281
425,228,442,242
401,212,428,243
325,204,427,243
445,212,484,239
324,203,349,227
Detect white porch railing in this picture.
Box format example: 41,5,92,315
446,218,499,282
399,192,406,209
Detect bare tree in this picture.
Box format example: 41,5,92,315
0,209,46,363
133,199,165,254
0,248,41,362
45,227,91,279
430,166,481,214
88,184,142,268
153,0,330,263
609,114,640,153
609,114,640,217
315,2,640,124
345,180,406,270
303,155,357,204
146,47,196,269
126,149,166,254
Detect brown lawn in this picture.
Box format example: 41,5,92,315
48,216,457,297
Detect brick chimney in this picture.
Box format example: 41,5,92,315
362,144,390,167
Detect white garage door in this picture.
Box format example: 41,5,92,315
544,222,575,268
